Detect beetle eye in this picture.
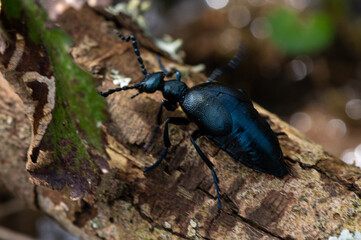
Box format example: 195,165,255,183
140,84,145,92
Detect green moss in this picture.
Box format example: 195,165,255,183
2,0,107,171
1,0,22,20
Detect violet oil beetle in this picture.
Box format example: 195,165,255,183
99,30,289,208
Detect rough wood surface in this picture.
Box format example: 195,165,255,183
0,5,361,240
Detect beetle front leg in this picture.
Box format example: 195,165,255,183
190,130,222,209
143,100,178,151
156,56,180,78
143,117,189,172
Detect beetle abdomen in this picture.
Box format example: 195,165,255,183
209,114,288,178
182,82,288,178
237,116,288,177
207,96,288,178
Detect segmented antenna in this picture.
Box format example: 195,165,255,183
207,44,246,83
99,84,141,97
131,92,141,99
114,29,148,75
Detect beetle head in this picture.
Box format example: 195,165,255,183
139,72,165,93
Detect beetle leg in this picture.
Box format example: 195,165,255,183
156,56,180,78
143,117,189,172
190,130,222,209
207,44,245,83
175,71,181,81
143,102,164,151
143,100,178,151
163,100,178,111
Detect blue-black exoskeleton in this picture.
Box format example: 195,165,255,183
99,29,289,209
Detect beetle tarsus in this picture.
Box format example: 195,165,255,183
143,147,168,172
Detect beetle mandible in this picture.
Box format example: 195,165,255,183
99,29,289,208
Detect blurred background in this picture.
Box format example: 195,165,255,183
1,0,361,238
143,0,361,166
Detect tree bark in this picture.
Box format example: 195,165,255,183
1,4,361,240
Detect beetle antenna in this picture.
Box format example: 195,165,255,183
207,44,246,83
99,84,141,97
114,29,148,76
131,92,141,99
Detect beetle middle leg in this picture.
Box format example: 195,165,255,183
190,130,222,209
143,117,189,172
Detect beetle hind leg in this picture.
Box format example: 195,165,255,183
190,130,222,209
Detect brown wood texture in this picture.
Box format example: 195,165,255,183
1,6,361,240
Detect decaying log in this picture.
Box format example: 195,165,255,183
0,3,361,240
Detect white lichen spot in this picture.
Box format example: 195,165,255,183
60,202,69,212
329,229,361,240
160,233,170,239
190,64,205,73
206,199,216,206
154,36,183,62
6,116,13,125
90,219,102,229
163,221,172,230
187,218,199,239
110,69,132,87
187,227,197,238
190,218,198,228
104,0,151,30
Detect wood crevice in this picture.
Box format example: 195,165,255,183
296,158,361,199
130,195,189,239
231,212,286,240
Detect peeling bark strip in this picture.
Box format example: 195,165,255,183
0,3,361,240
22,72,55,163
0,34,56,164
1,0,108,200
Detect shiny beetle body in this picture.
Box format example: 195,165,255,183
99,30,288,208
182,82,287,178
